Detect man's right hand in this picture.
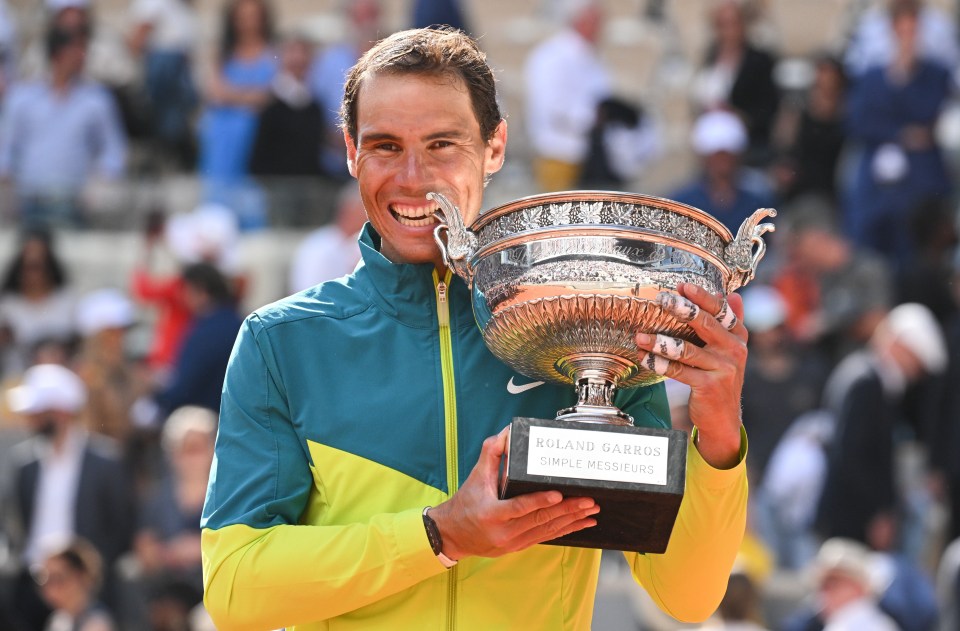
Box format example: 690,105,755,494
427,427,599,560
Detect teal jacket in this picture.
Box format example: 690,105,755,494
201,226,749,630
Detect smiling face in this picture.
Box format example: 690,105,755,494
345,71,506,270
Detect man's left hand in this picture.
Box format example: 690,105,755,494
634,282,747,469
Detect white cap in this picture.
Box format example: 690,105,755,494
741,285,787,333
7,364,87,415
165,204,240,273
691,109,747,155
76,288,136,337
877,302,948,374
812,537,875,590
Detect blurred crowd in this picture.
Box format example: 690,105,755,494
0,0,960,629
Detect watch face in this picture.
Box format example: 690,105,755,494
423,509,443,555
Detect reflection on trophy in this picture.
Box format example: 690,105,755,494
432,190,775,553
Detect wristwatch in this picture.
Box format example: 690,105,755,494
422,507,458,569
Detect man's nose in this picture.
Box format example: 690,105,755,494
396,151,429,186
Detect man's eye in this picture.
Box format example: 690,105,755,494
375,143,400,152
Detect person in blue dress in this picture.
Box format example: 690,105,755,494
197,0,277,229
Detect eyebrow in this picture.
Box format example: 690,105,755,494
359,129,470,145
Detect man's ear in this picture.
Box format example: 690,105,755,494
345,132,358,178
484,120,508,176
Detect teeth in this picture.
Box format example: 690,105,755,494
391,203,440,227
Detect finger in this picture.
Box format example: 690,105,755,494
656,291,742,346
499,488,564,520
636,333,719,371
511,503,600,549
715,298,739,331
680,283,748,340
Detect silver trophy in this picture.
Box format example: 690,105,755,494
432,190,775,552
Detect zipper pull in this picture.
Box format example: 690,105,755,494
437,280,449,327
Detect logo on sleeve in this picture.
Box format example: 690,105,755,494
507,376,545,394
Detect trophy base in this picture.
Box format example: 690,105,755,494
499,417,687,553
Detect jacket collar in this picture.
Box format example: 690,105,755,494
355,224,474,330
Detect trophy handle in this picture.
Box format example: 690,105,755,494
429,191,478,285
723,208,777,293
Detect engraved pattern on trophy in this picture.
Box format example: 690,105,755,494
432,190,775,426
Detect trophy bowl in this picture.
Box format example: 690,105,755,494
433,190,775,426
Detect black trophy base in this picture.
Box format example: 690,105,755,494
499,416,687,553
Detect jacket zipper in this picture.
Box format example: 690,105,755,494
434,269,459,630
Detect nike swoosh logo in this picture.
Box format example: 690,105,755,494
507,376,545,394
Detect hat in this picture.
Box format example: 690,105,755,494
741,285,787,333
691,109,747,155
7,364,87,415
878,303,948,374
76,288,136,337
165,204,240,273
812,537,874,590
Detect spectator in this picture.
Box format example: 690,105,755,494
3,363,135,630
843,0,952,270
198,0,277,229
525,0,610,192
151,263,243,421
0,230,77,381
690,0,780,165
0,13,127,229
813,538,898,631
308,0,381,182
131,204,243,381
134,406,215,631
815,303,947,544
287,183,366,293
578,96,660,191
772,197,893,362
844,0,959,76
669,109,777,233
249,35,325,226
126,0,200,171
772,55,848,203
35,538,116,631
73,288,147,445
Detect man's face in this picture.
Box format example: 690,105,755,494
345,72,506,269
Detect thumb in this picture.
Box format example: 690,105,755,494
474,426,510,481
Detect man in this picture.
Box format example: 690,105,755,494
201,28,750,630
816,302,947,544
0,11,126,228
669,109,777,233
3,363,135,630
524,0,610,192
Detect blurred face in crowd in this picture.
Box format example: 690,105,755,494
233,0,268,41
816,571,868,619
892,8,919,57
18,238,55,294
712,1,746,50
171,428,216,477
572,4,604,44
36,556,93,614
345,71,506,269
281,39,312,81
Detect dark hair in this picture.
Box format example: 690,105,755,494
220,0,275,65
1,229,68,294
717,573,763,623
40,538,104,591
182,263,233,305
340,27,502,143
45,23,89,60
890,0,921,19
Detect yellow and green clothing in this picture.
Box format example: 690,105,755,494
201,225,749,630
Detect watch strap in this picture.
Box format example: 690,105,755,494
422,507,457,569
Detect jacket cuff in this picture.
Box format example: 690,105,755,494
687,426,748,490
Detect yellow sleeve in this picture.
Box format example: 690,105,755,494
201,509,448,631
625,426,749,622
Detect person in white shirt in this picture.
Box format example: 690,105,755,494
524,0,610,192
288,184,366,293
